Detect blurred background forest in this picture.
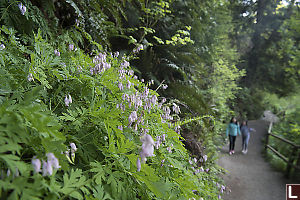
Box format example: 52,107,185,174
0,0,299,199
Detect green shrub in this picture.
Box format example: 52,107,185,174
0,25,225,199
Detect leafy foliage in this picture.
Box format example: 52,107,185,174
263,91,300,178
0,0,258,199
0,21,225,200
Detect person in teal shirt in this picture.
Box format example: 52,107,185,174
226,117,241,155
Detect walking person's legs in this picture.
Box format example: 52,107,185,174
242,134,246,152
229,135,232,152
244,134,250,153
229,135,233,154
232,136,236,153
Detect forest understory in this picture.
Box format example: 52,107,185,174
0,0,299,199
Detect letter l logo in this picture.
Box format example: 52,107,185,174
289,186,298,199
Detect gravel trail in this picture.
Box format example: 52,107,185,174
217,120,289,200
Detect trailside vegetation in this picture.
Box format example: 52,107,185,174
0,0,244,199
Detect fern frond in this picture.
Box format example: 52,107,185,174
173,115,215,128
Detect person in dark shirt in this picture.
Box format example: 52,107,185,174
240,120,255,154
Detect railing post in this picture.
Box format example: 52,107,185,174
268,122,273,134
265,133,269,152
286,146,298,179
295,148,300,180
265,122,272,152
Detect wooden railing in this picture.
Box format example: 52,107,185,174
265,122,300,178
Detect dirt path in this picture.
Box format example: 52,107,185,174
217,120,289,200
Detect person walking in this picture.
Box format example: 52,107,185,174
240,120,255,154
226,117,241,155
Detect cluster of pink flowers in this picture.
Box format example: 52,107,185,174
137,134,155,171
90,53,111,75
54,49,60,56
113,51,119,58
140,134,155,162
118,61,133,81
214,181,226,199
64,143,78,163
77,66,83,73
64,94,72,107
166,146,172,153
187,154,210,174
112,58,187,173
174,125,181,134
154,134,174,155
18,3,26,15
116,84,161,131
75,19,80,26
0,44,5,50
70,143,77,157
161,105,172,121
154,134,165,149
118,125,123,131
31,153,60,176
172,103,181,114
128,111,138,126
2,168,19,179
220,184,226,193
133,44,143,54
68,44,74,51
27,73,34,82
